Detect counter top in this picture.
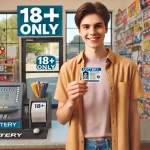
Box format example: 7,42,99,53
0,120,150,149
0,121,68,149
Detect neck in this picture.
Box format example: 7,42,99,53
84,46,108,61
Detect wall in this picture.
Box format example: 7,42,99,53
124,0,134,8
0,0,127,14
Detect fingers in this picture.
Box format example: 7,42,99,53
69,92,87,101
67,80,88,102
68,80,87,86
68,88,88,96
67,84,88,91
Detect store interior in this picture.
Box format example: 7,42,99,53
0,0,150,149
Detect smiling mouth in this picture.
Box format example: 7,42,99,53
87,37,100,41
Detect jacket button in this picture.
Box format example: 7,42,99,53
81,140,84,143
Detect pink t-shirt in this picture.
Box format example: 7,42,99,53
83,57,112,138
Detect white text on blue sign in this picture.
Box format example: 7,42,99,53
17,6,62,36
82,68,101,72
36,55,56,70
0,121,20,129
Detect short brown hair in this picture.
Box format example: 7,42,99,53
75,2,110,29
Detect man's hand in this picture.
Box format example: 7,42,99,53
56,80,88,125
67,80,88,106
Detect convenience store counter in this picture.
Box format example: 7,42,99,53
0,120,150,149
0,121,67,149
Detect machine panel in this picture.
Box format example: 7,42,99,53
0,82,24,129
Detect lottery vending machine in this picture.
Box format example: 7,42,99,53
0,82,51,139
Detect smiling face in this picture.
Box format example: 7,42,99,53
79,13,108,50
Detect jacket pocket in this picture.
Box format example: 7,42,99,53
116,82,129,102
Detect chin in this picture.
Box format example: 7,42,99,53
87,44,101,49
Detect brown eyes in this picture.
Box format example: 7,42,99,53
95,24,102,28
83,26,89,29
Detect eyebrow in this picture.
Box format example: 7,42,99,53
81,22,104,26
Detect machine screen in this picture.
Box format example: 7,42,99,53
0,87,18,104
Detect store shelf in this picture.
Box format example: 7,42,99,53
114,23,125,31
114,39,122,42
127,12,142,24
126,43,142,47
0,64,16,82
0,73,14,74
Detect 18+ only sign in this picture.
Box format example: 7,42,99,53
17,6,62,36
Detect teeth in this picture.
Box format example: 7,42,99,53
88,37,99,40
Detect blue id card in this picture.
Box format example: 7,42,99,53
81,67,101,82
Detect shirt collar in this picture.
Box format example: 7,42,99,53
77,50,84,64
106,48,115,64
77,49,115,64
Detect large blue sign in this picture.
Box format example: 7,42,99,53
0,121,20,129
17,6,62,36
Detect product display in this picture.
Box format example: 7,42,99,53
0,59,19,82
114,4,150,119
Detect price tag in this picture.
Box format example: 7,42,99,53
36,55,56,70
17,6,62,36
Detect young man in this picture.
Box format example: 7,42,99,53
54,2,144,150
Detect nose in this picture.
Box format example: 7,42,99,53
89,27,96,35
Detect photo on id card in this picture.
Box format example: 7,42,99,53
81,67,101,82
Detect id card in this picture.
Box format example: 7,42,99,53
81,67,101,82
